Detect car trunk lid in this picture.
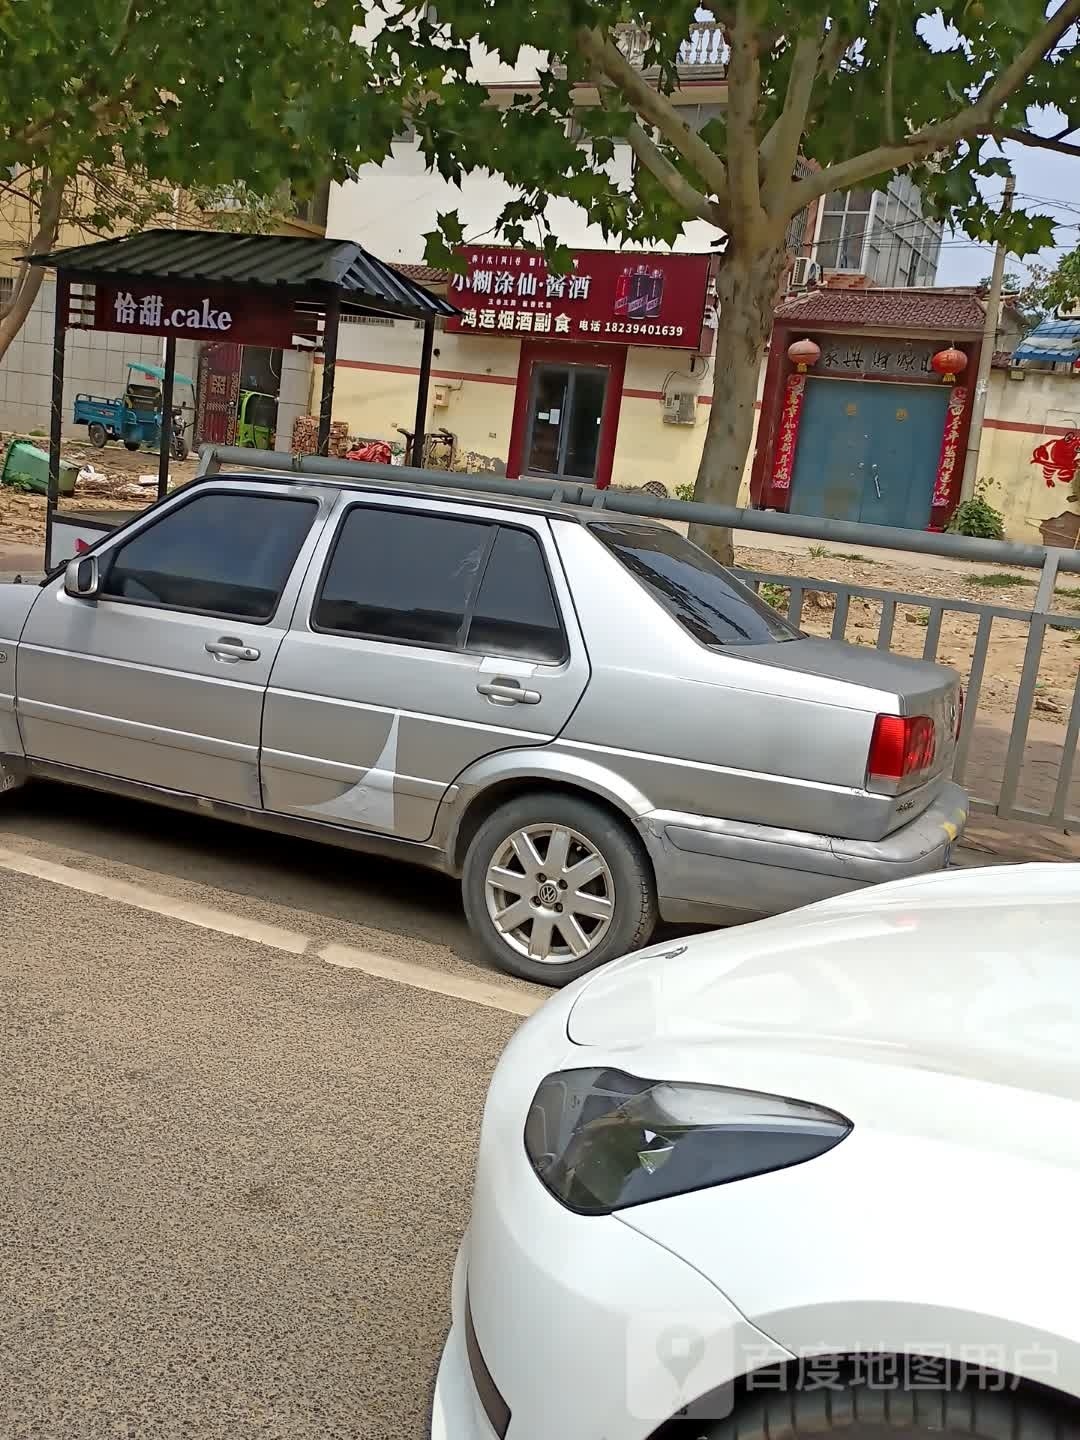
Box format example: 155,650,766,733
745,637,961,831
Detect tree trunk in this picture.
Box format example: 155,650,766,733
0,170,67,365
688,241,787,566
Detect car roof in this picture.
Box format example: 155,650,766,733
206,469,691,531
211,468,679,526
567,863,1080,1118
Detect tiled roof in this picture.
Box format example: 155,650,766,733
775,287,986,333
396,262,450,284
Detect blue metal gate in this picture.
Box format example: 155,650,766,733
789,377,949,529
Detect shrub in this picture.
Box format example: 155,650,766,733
948,480,1005,540
760,582,789,611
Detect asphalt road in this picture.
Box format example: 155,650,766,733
0,783,542,1440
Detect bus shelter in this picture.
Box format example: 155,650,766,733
27,229,457,568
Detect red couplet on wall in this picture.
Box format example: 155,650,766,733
447,246,712,351
85,281,318,349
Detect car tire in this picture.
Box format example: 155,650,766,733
124,441,141,452
462,791,658,985
699,1371,1052,1440
87,422,107,448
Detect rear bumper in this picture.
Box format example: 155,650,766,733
641,781,969,924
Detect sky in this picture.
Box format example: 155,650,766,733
921,8,1080,287
935,143,1080,287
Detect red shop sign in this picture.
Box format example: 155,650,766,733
85,281,318,349
446,245,712,351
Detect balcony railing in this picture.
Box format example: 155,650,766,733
614,21,728,73
679,23,727,67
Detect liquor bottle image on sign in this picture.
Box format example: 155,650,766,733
627,265,650,319
644,267,665,318
614,266,633,317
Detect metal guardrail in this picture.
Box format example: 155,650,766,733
198,446,1080,834
735,567,1080,831
198,445,1080,574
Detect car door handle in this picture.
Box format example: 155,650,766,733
476,679,541,705
205,637,261,662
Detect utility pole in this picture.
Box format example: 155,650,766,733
960,174,1015,505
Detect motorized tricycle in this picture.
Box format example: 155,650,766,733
73,360,193,457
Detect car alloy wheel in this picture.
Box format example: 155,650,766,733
484,823,615,965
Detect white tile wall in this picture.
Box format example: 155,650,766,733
0,278,197,435
2,280,310,448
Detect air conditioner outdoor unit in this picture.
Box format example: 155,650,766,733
789,256,821,290
663,388,698,425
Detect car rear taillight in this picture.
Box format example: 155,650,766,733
868,714,937,791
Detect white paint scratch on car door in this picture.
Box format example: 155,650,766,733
308,711,400,831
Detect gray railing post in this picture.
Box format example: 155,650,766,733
998,548,1062,818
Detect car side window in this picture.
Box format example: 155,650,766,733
465,527,566,663
314,507,493,647
102,493,318,621
589,521,800,647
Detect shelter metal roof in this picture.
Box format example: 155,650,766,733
27,229,458,321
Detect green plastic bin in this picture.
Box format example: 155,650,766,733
1,440,77,496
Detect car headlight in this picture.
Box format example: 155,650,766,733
524,1067,851,1215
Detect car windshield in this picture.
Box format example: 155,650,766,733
589,522,800,647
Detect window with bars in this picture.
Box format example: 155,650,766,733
0,275,13,308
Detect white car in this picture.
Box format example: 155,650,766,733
432,863,1080,1440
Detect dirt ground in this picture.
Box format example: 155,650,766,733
2,438,1076,726
0,439,200,545
738,544,1080,726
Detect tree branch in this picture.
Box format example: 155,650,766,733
786,0,1080,216
760,29,825,204
883,5,897,145
995,127,1080,159
725,1,766,237
819,20,851,81
0,168,66,360
16,86,138,156
575,26,729,202
625,122,723,225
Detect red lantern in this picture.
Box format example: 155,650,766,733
931,347,968,383
787,337,821,372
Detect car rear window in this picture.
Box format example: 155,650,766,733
589,522,800,647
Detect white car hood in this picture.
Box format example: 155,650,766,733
567,863,1080,1111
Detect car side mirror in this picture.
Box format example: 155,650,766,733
64,555,100,600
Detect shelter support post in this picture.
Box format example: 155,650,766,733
411,318,436,469
317,296,341,457
45,276,68,573
158,335,177,500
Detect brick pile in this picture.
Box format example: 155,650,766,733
291,415,349,457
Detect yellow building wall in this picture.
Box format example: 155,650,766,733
612,345,761,500
329,322,520,464
326,321,766,498
979,370,1080,545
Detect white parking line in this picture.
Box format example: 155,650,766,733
320,943,541,1016
0,845,541,1017
0,846,312,953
